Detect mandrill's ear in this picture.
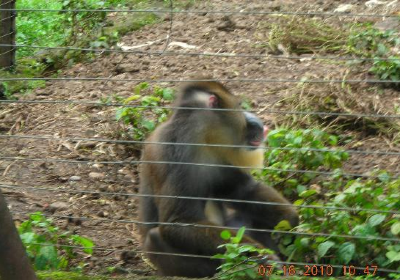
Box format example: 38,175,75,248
208,94,218,108
189,90,219,108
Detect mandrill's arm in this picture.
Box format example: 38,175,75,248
157,193,263,256
224,171,299,229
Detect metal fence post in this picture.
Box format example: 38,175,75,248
0,0,16,69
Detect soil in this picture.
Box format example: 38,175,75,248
0,0,399,278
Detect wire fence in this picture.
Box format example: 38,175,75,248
2,43,400,61
8,207,398,241
1,155,398,179
1,100,400,119
0,6,399,18
1,0,400,277
1,76,400,84
3,183,398,215
1,134,400,155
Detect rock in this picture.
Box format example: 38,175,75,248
116,63,140,73
334,4,353,13
97,211,109,217
69,175,82,181
89,172,105,179
120,251,138,264
76,141,97,149
217,16,236,32
365,0,388,8
49,201,69,212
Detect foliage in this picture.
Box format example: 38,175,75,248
0,58,47,97
16,0,65,58
371,57,400,82
287,174,400,276
102,83,174,140
261,129,399,276
16,0,128,58
4,0,160,98
213,227,275,280
347,26,400,82
348,27,400,57
260,128,348,197
18,212,94,271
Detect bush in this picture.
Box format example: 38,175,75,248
348,26,400,82
104,82,174,140
213,227,275,280
260,128,348,197
19,212,94,271
289,174,400,275
259,129,399,276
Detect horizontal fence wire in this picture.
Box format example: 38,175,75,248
1,134,399,156
1,156,398,179
1,100,400,119
8,209,399,242
0,7,398,18
1,43,400,62
1,77,399,84
2,183,399,214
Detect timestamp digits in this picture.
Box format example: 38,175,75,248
258,264,334,277
258,264,379,277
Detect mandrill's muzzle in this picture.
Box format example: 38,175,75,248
244,112,268,149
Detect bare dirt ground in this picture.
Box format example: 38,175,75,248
0,0,399,277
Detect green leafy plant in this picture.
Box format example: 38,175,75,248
16,0,65,58
261,128,348,196
3,0,160,99
370,58,400,82
18,212,94,271
213,227,275,280
111,83,174,140
16,0,125,58
288,173,400,276
260,129,399,275
347,26,400,82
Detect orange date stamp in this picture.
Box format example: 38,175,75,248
257,264,379,277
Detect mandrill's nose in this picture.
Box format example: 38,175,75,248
244,112,264,131
244,112,266,147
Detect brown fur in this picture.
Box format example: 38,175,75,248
138,81,299,277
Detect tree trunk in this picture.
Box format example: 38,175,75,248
0,0,16,69
0,189,37,280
